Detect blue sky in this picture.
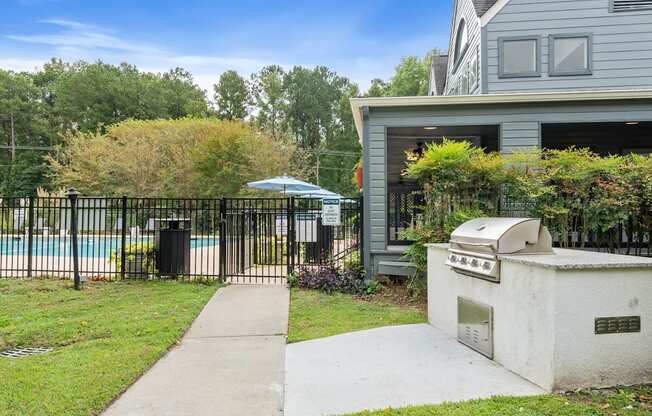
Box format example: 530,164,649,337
1,0,453,93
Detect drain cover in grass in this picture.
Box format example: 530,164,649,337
0,347,53,358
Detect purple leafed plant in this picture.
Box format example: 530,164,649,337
292,263,367,295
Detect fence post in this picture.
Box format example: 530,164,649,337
120,195,127,278
287,197,295,276
218,198,226,283
358,196,364,263
67,188,81,290
26,196,35,277
239,212,245,273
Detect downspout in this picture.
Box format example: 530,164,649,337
361,106,373,280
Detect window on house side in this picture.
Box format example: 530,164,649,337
469,49,479,91
550,35,592,76
499,37,540,78
454,19,469,66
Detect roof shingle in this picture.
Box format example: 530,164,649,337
471,0,499,16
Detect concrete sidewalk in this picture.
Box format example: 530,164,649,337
104,285,289,416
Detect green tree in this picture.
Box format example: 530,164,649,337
47,118,294,198
250,65,286,138
364,50,437,97
0,70,51,195
365,78,388,97
386,53,433,97
161,68,210,118
51,61,209,132
214,70,249,120
282,66,360,194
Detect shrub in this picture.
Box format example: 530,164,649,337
401,208,484,296
290,261,375,296
401,141,652,292
109,242,157,275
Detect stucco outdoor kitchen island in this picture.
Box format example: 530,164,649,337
427,243,652,392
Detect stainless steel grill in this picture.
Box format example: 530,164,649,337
446,218,553,283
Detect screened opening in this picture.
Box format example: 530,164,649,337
385,125,500,244
542,122,652,155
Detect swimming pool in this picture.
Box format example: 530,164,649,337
0,236,219,258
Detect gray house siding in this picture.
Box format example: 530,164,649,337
446,0,483,96
363,98,652,274
485,0,652,93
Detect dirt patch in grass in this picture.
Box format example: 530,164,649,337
359,281,427,313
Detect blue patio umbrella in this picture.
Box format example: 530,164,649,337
286,188,342,199
247,175,320,193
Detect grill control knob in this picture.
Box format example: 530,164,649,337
470,259,479,267
460,257,468,265
449,254,457,263
482,261,491,270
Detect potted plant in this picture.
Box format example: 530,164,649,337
110,243,157,278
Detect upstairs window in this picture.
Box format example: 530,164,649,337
549,34,592,76
498,36,541,78
610,0,652,12
453,19,469,69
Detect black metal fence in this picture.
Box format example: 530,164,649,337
388,189,652,257
0,195,362,283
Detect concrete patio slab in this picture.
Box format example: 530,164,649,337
284,324,544,416
104,284,290,416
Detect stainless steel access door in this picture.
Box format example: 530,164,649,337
457,297,494,359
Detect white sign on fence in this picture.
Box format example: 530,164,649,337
275,214,288,236
295,213,317,243
322,198,341,226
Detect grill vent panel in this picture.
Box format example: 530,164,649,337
612,0,652,12
595,316,641,334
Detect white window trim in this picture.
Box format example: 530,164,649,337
498,36,541,79
452,19,470,74
548,33,593,77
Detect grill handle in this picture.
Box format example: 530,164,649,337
449,240,494,248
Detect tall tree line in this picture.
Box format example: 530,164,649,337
2,51,433,196
0,59,210,195
212,65,362,194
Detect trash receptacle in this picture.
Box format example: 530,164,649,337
157,219,191,276
304,217,333,264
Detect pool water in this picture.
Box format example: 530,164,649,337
0,236,219,258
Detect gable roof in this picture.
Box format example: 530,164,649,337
430,55,449,96
472,0,499,16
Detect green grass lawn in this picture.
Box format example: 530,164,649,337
0,278,220,416
288,288,426,343
344,385,652,416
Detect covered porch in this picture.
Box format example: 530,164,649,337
386,125,500,245
351,90,652,278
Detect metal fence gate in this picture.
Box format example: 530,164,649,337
220,197,362,284
0,195,362,284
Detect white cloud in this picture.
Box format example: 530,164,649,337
0,57,45,72
1,16,449,96
2,19,289,95
6,19,163,56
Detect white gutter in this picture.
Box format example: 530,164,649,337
349,89,652,141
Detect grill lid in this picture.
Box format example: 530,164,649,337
450,218,553,255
